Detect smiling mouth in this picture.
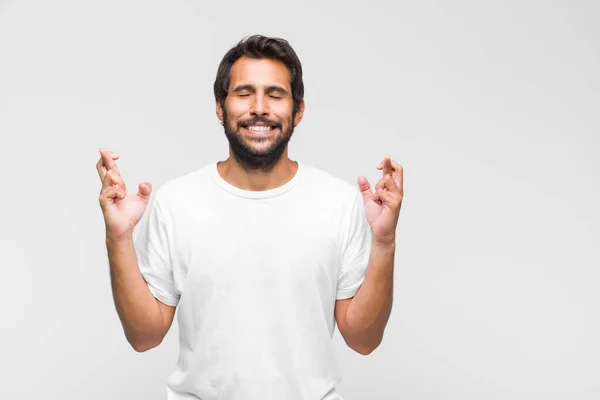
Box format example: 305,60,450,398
240,124,279,135
245,125,276,132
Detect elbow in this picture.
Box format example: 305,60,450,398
127,332,162,353
347,331,383,355
131,341,155,353
355,347,374,356
352,338,382,356
131,339,161,353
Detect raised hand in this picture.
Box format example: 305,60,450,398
357,156,404,246
96,148,153,240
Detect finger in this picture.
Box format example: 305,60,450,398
372,188,401,209
96,153,119,181
389,159,403,193
375,174,399,194
99,148,120,174
96,157,106,182
375,175,387,191
99,186,116,208
102,168,127,192
357,176,373,202
99,184,125,208
137,182,153,201
377,158,403,193
372,188,391,203
99,148,120,160
382,156,393,177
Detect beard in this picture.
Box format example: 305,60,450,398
222,107,296,173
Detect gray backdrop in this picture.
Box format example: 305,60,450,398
0,0,598,399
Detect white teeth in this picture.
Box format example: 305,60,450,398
247,125,273,132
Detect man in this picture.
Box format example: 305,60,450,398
96,35,404,400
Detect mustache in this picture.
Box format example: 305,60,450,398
237,117,281,129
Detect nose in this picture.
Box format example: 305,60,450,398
250,93,269,116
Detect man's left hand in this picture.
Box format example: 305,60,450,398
358,156,404,246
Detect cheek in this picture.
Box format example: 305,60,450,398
273,102,294,123
225,99,248,119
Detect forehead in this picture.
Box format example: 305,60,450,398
228,56,291,91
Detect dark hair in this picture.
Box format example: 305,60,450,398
213,35,304,116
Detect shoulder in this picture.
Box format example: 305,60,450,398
152,162,216,206
299,162,360,205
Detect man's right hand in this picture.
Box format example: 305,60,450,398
96,148,153,240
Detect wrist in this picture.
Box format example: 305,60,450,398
372,238,396,252
105,232,134,246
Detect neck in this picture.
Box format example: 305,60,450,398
217,148,298,191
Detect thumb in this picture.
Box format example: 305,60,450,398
357,176,372,201
137,182,152,200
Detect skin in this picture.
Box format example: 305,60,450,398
97,56,404,355
216,56,305,191
96,150,175,352
335,156,403,354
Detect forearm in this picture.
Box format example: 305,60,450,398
344,241,395,348
106,235,165,348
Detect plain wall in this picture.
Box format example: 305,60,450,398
0,0,598,399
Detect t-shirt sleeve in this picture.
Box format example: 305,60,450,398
336,190,372,300
133,195,180,307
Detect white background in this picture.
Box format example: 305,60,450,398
0,0,598,399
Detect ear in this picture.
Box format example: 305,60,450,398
293,99,305,127
216,99,224,122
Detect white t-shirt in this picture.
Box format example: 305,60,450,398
134,160,372,400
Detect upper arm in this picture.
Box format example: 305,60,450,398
334,297,353,342
127,298,176,352
156,298,176,340
335,297,377,355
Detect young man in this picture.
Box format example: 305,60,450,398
96,35,404,400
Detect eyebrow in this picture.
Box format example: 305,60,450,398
231,84,290,96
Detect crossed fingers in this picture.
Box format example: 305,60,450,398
96,148,126,194
377,156,403,193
